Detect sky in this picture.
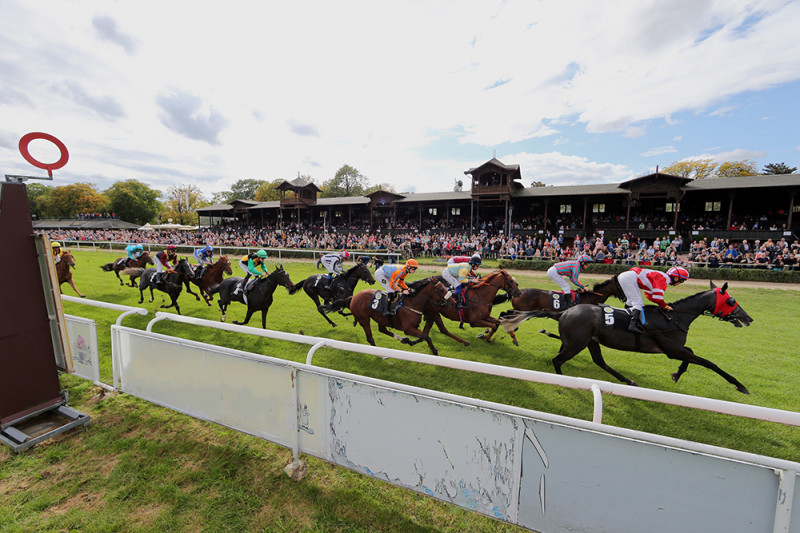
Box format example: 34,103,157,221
2,0,800,200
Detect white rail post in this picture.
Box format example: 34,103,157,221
305,340,327,366
591,383,604,423
773,469,796,533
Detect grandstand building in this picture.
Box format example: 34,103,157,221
197,158,800,243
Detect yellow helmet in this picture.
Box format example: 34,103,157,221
51,242,61,248
405,259,419,269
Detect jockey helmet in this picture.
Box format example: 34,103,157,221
51,242,61,248
468,255,482,266
577,254,592,264
135,244,143,250
405,258,419,270
167,244,177,251
341,250,350,259
256,250,267,259
204,245,213,253
667,266,689,282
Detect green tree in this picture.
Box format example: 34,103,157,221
105,179,162,224
762,162,797,175
26,183,52,219
210,190,235,204
230,178,268,200
254,179,284,201
38,182,108,218
161,184,208,225
662,159,717,179
320,165,368,197
364,182,397,194
530,180,546,187
715,160,758,178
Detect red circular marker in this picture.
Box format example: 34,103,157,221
18,132,69,177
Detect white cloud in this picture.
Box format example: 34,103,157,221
508,151,631,186
641,146,678,157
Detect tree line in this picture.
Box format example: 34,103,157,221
26,161,796,225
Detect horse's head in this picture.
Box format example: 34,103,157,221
176,258,194,277
709,281,753,328
494,269,521,298
62,251,76,268
432,279,456,307
593,275,625,301
271,265,294,291
141,252,154,265
220,256,233,275
354,261,376,285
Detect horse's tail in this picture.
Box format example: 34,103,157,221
207,284,221,296
499,309,559,334
492,292,511,306
100,263,114,272
287,278,308,295
539,329,561,340
320,296,352,313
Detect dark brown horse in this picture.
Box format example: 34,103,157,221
137,258,195,315
185,256,233,305
209,266,294,329
288,261,375,327
100,252,154,287
500,281,753,393
490,275,625,345
55,251,85,297
336,277,455,355
420,270,522,346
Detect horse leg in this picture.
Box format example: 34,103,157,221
66,278,85,297
218,297,229,322
586,341,638,387
138,285,145,304
115,270,124,286
672,361,690,383
312,293,337,327
358,316,376,346
377,324,410,345
233,306,256,326
403,325,438,356
425,314,471,346
261,307,270,329
473,318,501,342
664,346,749,394
184,280,201,301
148,286,155,303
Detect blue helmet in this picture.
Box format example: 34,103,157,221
135,244,144,250
204,245,213,253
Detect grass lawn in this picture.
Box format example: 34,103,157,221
2,249,799,532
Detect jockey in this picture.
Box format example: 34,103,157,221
375,258,419,314
447,253,481,266
618,266,689,333
320,249,350,283
125,243,144,266
442,255,481,308
546,254,592,304
154,244,179,282
193,245,214,276
51,242,63,264
235,249,269,303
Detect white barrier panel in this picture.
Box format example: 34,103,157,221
113,325,800,532
64,315,99,383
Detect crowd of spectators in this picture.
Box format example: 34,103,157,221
46,223,798,271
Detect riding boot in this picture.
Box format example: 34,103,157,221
628,311,645,333
456,293,468,309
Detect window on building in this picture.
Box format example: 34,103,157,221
793,205,800,213
705,201,721,212
665,203,677,213
560,204,572,214
428,208,437,216
451,207,461,216
335,211,342,218
592,203,605,213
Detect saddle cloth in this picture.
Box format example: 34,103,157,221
550,291,579,310
600,305,637,331
370,291,389,314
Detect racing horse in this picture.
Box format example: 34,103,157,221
137,258,195,315
500,282,753,393
185,256,233,306
288,259,375,327
324,277,455,355
100,252,154,287
418,270,522,346
209,266,294,329
55,251,86,297
488,275,625,345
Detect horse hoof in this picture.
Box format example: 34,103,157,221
630,381,639,387
476,333,485,339
462,342,471,347
671,373,679,383
513,341,519,347
400,337,410,344
431,350,438,356
80,295,86,298
736,385,750,394
331,323,337,328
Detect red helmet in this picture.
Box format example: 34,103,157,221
577,254,592,264
341,250,350,259
667,266,689,281
167,244,177,251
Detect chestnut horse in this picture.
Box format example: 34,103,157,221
500,282,753,393
100,252,154,287
419,270,522,346
55,251,85,297
332,277,455,355
185,256,233,305
489,275,625,345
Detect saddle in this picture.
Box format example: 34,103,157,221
550,291,578,311
599,305,639,331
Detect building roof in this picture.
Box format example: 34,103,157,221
196,204,234,213
683,173,800,191
464,157,521,176
513,183,626,198
395,191,472,203
317,196,371,206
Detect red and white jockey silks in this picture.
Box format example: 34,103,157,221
618,267,671,311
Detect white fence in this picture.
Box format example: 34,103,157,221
56,240,403,263
61,299,800,532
